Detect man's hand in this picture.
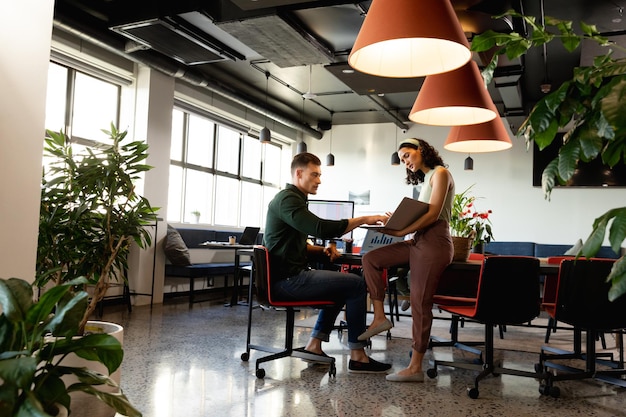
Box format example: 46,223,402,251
324,242,341,262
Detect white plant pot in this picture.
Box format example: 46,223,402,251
57,321,124,417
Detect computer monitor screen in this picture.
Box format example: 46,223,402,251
307,199,355,241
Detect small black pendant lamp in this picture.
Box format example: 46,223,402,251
259,71,271,143
326,112,335,166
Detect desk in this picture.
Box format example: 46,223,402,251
204,245,255,306
337,254,560,275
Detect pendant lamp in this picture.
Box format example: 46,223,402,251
391,126,400,165
444,102,513,153
348,0,471,78
409,60,497,126
259,71,271,143
326,112,335,166
296,140,307,154
464,155,474,171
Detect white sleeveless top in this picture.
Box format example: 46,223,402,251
417,166,454,223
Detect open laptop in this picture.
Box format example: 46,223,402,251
359,229,405,255
362,197,429,231
238,226,260,245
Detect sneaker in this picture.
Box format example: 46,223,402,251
348,358,392,374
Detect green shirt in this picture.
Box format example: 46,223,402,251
263,184,349,279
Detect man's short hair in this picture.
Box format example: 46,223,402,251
291,152,321,174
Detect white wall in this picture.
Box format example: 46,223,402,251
0,1,54,281
305,121,624,248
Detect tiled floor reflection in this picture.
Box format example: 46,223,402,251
102,299,626,417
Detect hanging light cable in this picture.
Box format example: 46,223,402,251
296,97,307,153
259,71,271,143
326,111,335,166
391,124,400,165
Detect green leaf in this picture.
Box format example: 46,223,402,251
0,278,33,322
541,158,559,200
557,139,580,181
607,257,626,301
66,384,142,417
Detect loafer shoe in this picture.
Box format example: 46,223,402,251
400,300,411,311
358,319,393,341
385,371,424,382
300,349,332,365
348,358,392,373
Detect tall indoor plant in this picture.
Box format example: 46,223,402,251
37,123,157,333
472,11,626,300
0,277,141,416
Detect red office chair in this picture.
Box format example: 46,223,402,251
240,246,337,379
427,256,542,399
536,258,626,397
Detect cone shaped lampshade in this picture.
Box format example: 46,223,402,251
409,60,497,126
348,0,471,78
444,103,513,152
391,151,401,165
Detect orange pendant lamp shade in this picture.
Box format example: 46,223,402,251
444,115,513,153
409,60,497,126
348,0,471,78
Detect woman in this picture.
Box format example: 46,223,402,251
360,138,455,382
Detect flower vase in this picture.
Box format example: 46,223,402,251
452,236,472,262
472,242,484,254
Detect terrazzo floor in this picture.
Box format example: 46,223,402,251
101,296,626,417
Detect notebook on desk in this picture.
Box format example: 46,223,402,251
361,197,429,231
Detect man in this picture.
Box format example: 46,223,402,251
263,152,391,373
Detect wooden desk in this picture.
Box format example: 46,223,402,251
337,254,560,275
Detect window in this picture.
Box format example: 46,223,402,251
45,61,121,144
167,105,283,227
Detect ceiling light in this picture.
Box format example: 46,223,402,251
296,141,307,154
302,65,317,99
409,60,496,126
444,111,513,153
326,112,335,166
260,71,271,143
464,155,474,170
391,125,400,165
348,0,471,78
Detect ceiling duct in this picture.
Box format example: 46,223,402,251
53,13,322,139
111,16,245,66
217,14,334,68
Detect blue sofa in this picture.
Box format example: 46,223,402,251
484,241,621,259
164,227,262,306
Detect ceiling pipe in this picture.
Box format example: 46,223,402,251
52,15,323,140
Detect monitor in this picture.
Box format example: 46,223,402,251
307,199,355,241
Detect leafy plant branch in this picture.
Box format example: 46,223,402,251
471,10,626,300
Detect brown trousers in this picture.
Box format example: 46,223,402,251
361,220,453,352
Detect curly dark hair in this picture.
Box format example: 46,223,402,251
398,138,447,185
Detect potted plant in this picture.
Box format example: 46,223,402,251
450,185,494,258
36,123,157,332
191,210,201,223
0,277,141,417
472,11,626,300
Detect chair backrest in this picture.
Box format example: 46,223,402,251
556,259,626,330
252,246,271,306
474,256,541,324
252,245,335,308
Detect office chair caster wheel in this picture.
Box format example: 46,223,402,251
329,363,337,378
256,368,266,379
539,384,560,398
426,368,437,378
241,352,249,361
467,387,479,399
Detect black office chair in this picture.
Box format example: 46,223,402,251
240,246,337,379
536,258,626,398
427,256,543,399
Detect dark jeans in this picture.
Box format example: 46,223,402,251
273,269,368,349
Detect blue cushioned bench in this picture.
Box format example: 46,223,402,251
164,227,260,306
